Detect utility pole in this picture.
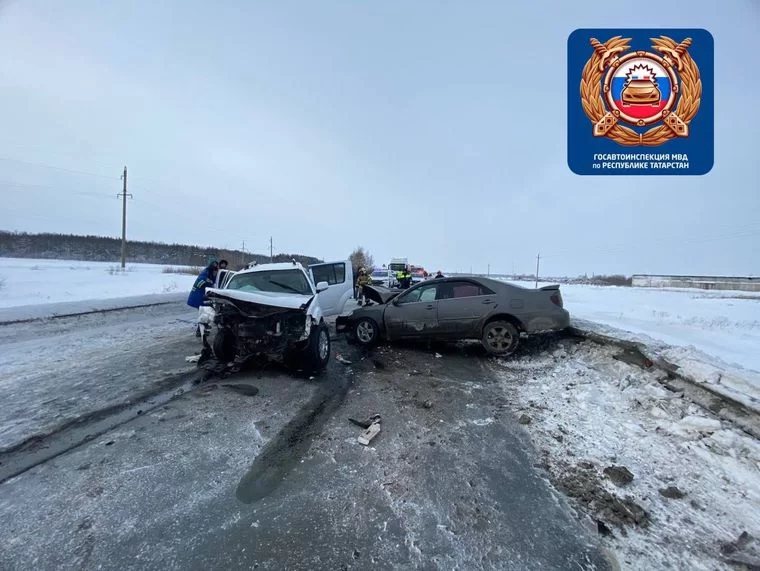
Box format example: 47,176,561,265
241,240,246,266
117,166,132,268
535,252,541,288
269,236,273,262
487,264,490,276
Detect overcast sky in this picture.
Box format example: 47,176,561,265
0,0,758,276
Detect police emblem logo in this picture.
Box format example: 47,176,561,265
583,36,700,144
567,29,714,176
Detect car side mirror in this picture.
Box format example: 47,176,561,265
316,281,329,293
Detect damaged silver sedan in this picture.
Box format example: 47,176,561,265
336,276,570,356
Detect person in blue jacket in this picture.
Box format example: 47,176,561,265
188,260,219,336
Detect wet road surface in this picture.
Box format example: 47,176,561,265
0,322,614,570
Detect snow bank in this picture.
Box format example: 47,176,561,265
0,258,197,310
502,279,760,408
491,342,760,571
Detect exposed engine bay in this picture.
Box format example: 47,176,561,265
204,292,313,363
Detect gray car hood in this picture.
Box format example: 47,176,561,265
363,285,402,305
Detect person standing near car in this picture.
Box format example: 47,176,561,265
356,267,371,305
434,270,445,279
187,260,219,337
398,266,413,289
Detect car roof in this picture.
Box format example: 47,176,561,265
422,275,503,286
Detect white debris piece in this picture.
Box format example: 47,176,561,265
358,422,381,445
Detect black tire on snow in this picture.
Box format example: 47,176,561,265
481,320,519,356
303,321,331,372
354,317,379,347
212,328,237,363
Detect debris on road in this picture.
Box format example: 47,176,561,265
518,414,532,425
336,353,352,365
358,421,381,446
185,354,201,363
348,414,381,430
348,413,382,445
435,353,442,358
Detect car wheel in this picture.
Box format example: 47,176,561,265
354,317,379,347
481,321,519,356
212,328,237,363
303,321,331,372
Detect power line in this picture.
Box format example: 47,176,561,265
0,179,115,200
117,166,132,268
0,156,119,181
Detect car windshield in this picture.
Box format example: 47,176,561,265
225,269,312,295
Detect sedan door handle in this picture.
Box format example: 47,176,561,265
481,299,493,304
425,305,435,310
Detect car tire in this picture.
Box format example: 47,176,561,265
354,317,379,347
213,328,237,363
481,320,519,356
303,321,331,372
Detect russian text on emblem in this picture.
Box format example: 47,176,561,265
580,36,702,147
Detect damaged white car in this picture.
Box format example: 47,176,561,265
200,260,353,372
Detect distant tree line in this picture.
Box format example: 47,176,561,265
0,230,323,268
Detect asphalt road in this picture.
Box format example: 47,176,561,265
0,308,614,570
0,301,200,453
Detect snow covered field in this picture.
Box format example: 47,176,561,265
505,280,760,410
0,257,196,310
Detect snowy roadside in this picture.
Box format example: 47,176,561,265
0,257,196,310
499,279,760,414
490,340,760,571
572,317,760,416
0,292,188,323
